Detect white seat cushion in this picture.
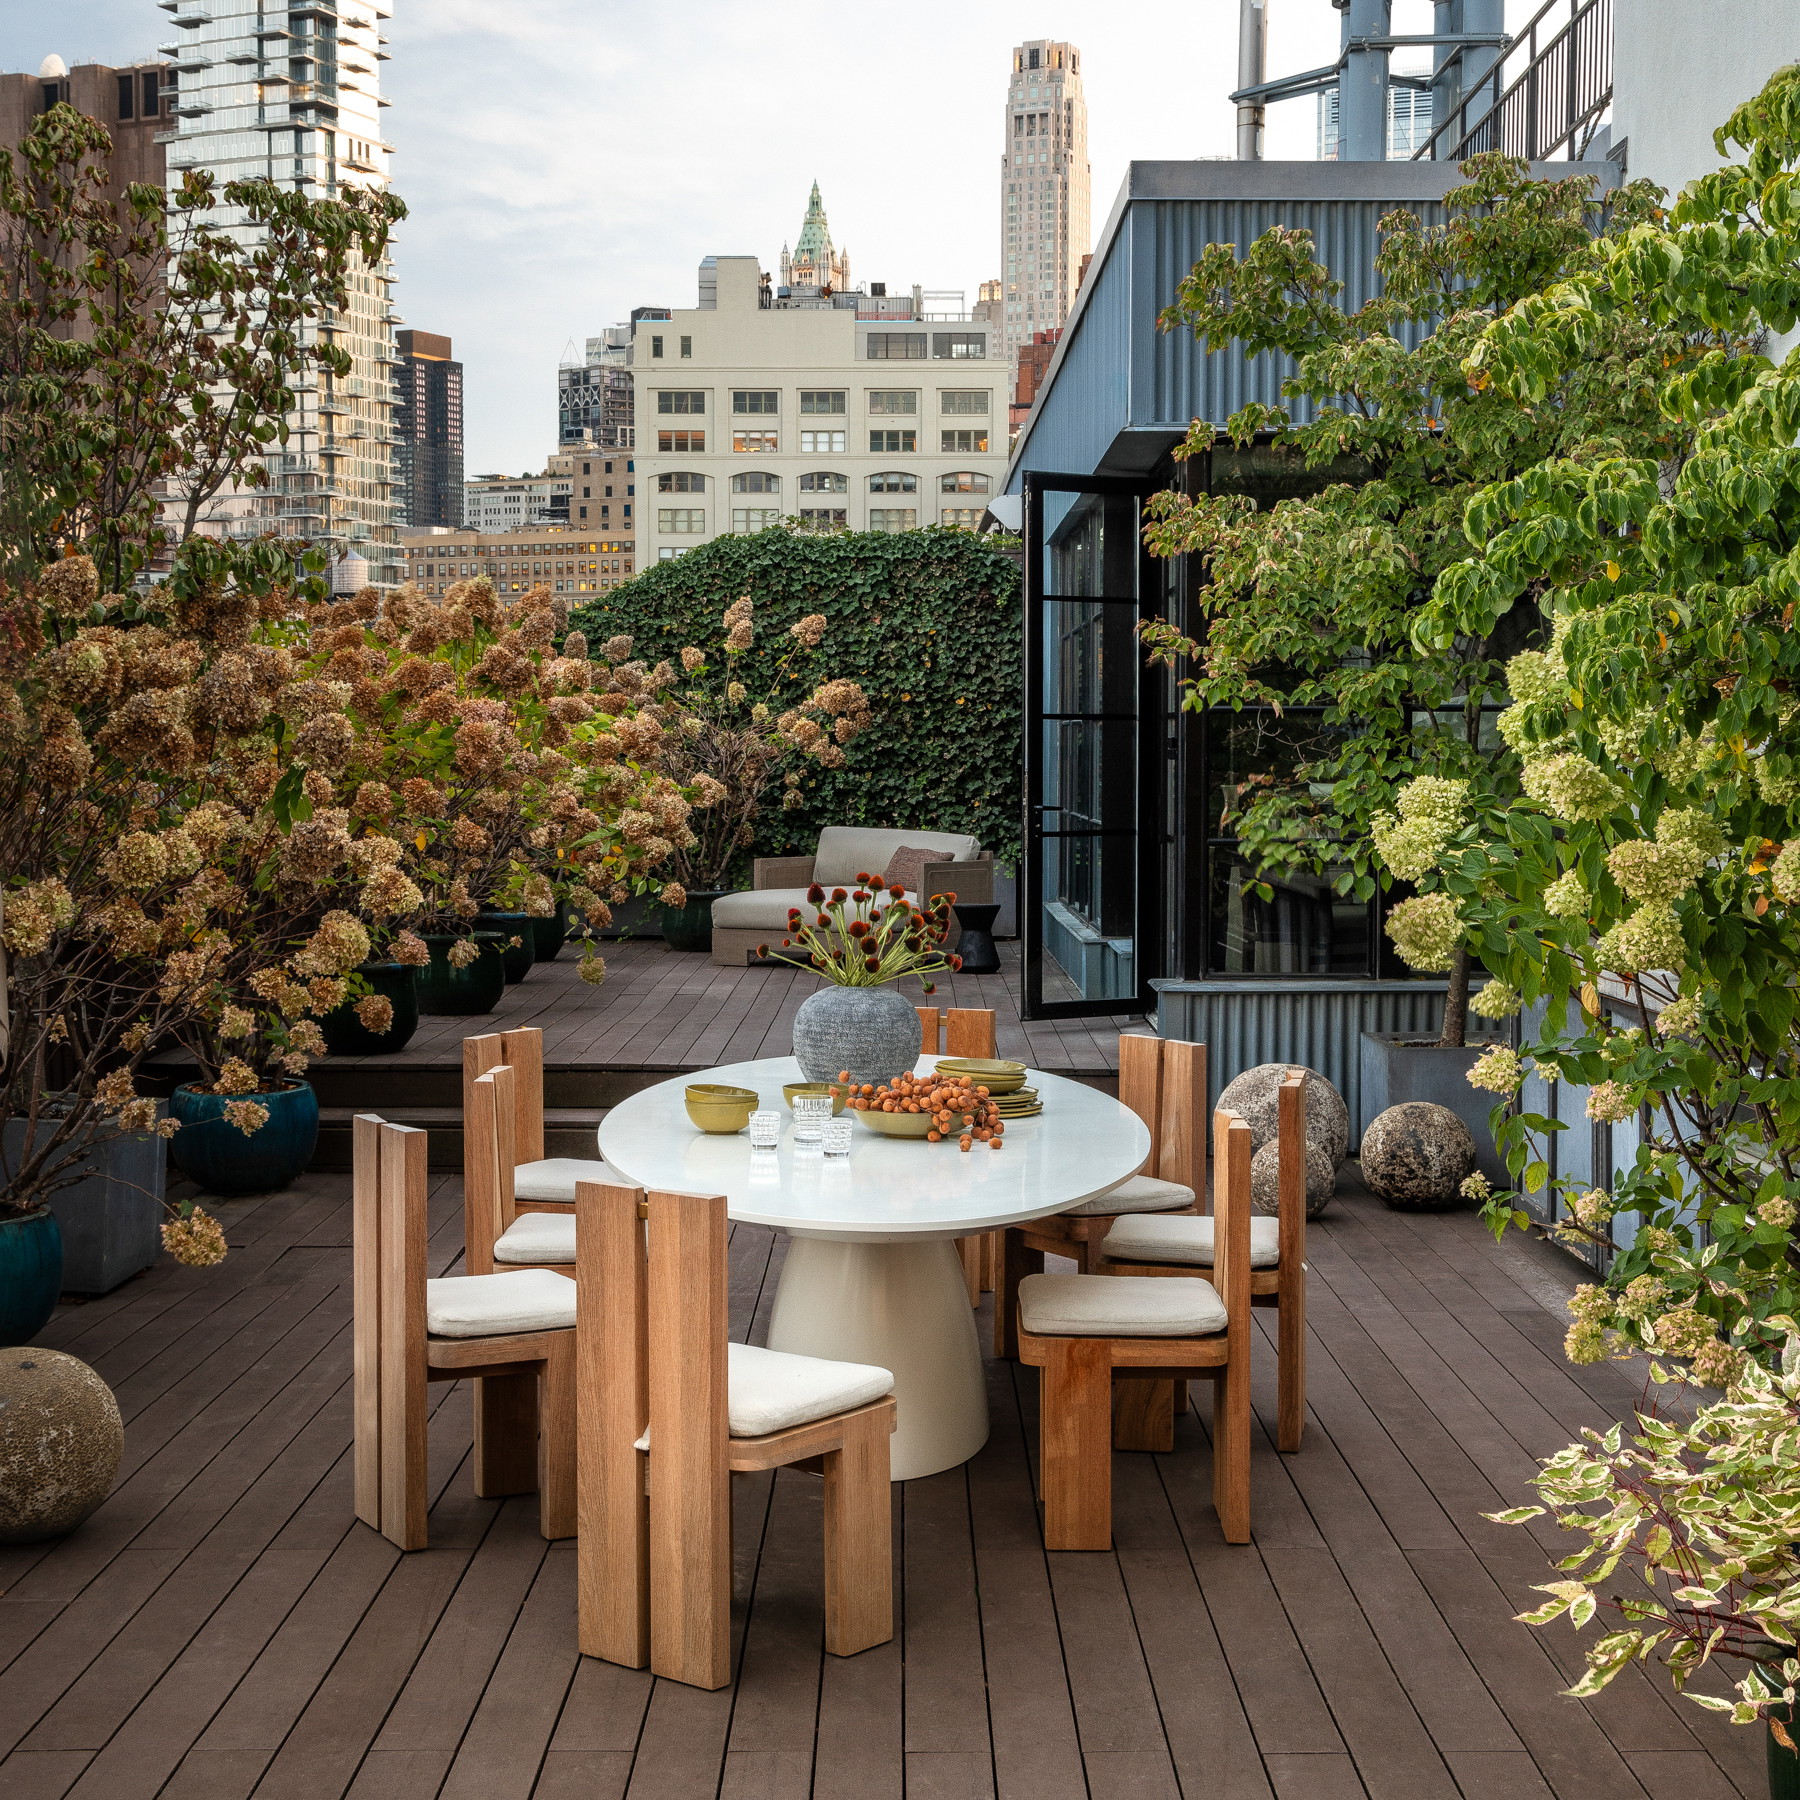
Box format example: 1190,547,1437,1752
493,1210,578,1265
712,886,919,933
426,1268,577,1338
812,825,979,887
1058,1174,1196,1217
1102,1211,1282,1269
1018,1272,1227,1338
513,1157,623,1202
726,1341,893,1437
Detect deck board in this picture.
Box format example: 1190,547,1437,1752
0,1166,1764,1799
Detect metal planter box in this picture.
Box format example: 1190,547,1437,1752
4,1115,168,1296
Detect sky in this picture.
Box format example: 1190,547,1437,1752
7,0,1525,476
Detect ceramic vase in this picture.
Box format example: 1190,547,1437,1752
791,983,920,1086
319,962,420,1056
168,1081,319,1196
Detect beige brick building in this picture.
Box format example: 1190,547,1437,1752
399,527,634,600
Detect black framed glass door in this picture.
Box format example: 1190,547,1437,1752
1022,471,1159,1020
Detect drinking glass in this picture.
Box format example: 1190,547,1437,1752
792,1093,833,1143
821,1117,853,1157
748,1109,782,1149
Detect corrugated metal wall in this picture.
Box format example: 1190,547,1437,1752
1156,978,1450,1144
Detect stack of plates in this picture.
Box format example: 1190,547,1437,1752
990,1085,1042,1120
935,1057,1028,1095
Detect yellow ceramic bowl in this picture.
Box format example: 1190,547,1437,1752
935,1057,1028,1095
851,1105,939,1139
684,1083,758,1134
782,1081,848,1116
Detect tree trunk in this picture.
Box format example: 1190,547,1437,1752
1439,944,1471,1049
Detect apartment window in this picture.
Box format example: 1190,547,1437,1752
680,335,692,358
733,390,779,414
651,336,664,357
941,428,990,453
800,390,846,414
799,471,848,493
799,429,846,454
657,430,705,453
866,332,927,360
867,390,918,415
868,508,918,532
799,508,848,526
732,471,780,493
732,508,781,533
941,508,984,528
658,546,690,560
868,472,917,493
932,332,987,360
658,509,706,534
869,430,916,454
733,430,778,453
940,390,989,415
657,472,706,492
578,506,587,520
143,71,160,115
116,74,135,119
657,391,705,414
941,471,991,494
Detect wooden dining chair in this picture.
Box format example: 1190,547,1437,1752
1099,1069,1308,1453
576,1179,898,1690
915,1007,1003,1302
352,1113,578,1552
462,1027,619,1275
996,1035,1206,1356
1016,1108,1254,1550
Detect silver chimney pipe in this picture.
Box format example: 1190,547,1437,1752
1236,0,1267,160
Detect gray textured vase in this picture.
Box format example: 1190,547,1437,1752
792,984,921,1086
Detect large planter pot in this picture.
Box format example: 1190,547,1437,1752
415,932,507,1016
531,903,571,963
169,1081,319,1197
5,1112,167,1296
0,1346,122,1542
792,983,921,1086
661,889,726,954
0,1208,63,1346
1359,1033,1506,1185
320,962,420,1057
477,913,536,984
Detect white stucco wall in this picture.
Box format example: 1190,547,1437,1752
1611,0,1800,197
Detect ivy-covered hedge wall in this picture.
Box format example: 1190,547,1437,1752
569,526,1021,874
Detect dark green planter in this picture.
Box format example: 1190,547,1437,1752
320,962,420,1056
531,903,571,963
661,889,725,954
1772,1708,1800,1800
0,1208,63,1345
169,1081,319,1197
416,932,507,1016
476,913,536,983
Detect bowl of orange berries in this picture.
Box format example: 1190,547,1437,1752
841,1069,1007,1151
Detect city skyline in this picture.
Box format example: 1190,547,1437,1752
0,1,1543,476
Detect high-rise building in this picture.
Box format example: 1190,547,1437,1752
157,0,402,584
0,54,171,198
1317,81,1436,159
395,330,464,529
999,40,1092,370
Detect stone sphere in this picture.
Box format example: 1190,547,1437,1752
1361,1103,1476,1209
0,1348,123,1544
1250,1138,1336,1218
1216,1063,1349,1165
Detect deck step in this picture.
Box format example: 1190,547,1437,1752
311,1104,608,1171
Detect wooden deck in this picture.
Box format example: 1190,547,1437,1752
0,1168,1762,1799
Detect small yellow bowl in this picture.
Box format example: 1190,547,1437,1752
684,1083,758,1134
783,1082,848,1116
851,1106,939,1139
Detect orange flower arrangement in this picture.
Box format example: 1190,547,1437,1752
759,873,961,990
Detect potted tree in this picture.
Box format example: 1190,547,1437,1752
1139,153,1690,1172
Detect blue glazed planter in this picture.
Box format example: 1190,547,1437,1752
320,963,420,1057
169,1081,319,1197
531,903,571,963
476,913,536,984
416,932,507,1016
0,1208,63,1346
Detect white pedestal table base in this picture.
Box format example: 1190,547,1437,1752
766,1236,987,1481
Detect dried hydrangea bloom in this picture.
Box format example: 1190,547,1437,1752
163,1208,228,1267
393,930,430,967
223,1099,271,1136
447,938,479,969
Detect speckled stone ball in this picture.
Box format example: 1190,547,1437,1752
1216,1063,1350,1165
1361,1103,1476,1210
1250,1138,1336,1219
0,1348,123,1544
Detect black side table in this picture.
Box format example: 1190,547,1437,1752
949,902,1001,975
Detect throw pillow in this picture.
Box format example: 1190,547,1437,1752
880,844,948,899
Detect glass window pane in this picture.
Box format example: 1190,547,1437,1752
1037,838,1135,1002
1206,852,1370,975
1039,489,1138,598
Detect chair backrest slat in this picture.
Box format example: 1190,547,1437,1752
645,1188,731,1690
500,1027,546,1162
1212,1108,1253,1347
352,1113,384,1531
466,1066,518,1273
917,1006,941,1058
1157,1039,1207,1195
375,1118,429,1549
943,1008,997,1059
1118,1034,1166,1176
1278,1070,1306,1277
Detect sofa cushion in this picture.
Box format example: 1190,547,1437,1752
1017,1272,1227,1338
713,887,918,935
1102,1211,1282,1269
813,826,978,888
493,1210,578,1265
425,1268,577,1338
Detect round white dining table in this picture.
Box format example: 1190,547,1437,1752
597,1054,1152,1480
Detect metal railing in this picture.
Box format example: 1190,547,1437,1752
1413,0,1611,163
